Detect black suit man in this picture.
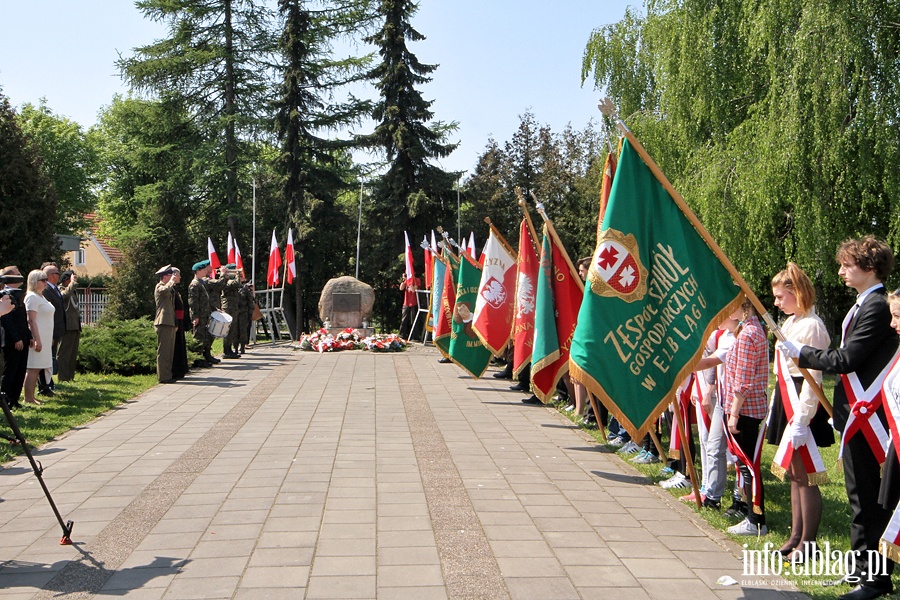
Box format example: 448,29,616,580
781,236,897,600
40,263,66,394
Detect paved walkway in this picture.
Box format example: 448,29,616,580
0,345,803,599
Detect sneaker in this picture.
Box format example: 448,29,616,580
606,432,620,441
608,436,627,448
629,449,649,462
727,518,768,536
659,466,675,477
632,452,660,464
724,504,748,520
702,497,721,510
564,404,575,412
680,491,706,503
667,476,690,489
659,472,686,489
617,441,641,455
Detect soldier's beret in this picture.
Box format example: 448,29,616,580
192,260,211,271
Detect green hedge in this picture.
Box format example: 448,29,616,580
77,317,158,375
78,317,204,375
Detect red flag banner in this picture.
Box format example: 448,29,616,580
530,223,584,402
433,254,459,358
512,218,540,377
472,225,517,355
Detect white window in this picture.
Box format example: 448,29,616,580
74,249,86,266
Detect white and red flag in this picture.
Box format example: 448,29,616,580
512,218,539,377
267,229,282,288
227,232,236,265
468,232,477,261
431,230,439,255
233,237,245,273
422,235,433,289
285,229,296,284
404,231,415,283
208,237,221,271
472,225,517,355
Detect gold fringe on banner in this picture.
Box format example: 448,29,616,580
879,539,900,563
770,462,788,482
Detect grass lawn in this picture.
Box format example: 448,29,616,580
0,373,157,464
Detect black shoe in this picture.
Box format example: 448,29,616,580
223,352,240,359
438,357,451,364
159,379,176,384
509,383,528,392
493,369,513,379
838,584,893,600
701,497,721,510
723,505,748,520
521,395,543,405
38,388,54,397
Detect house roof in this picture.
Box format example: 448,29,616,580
85,213,124,266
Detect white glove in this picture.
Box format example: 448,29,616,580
776,340,804,359
788,421,810,448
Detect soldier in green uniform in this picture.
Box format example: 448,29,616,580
236,274,254,354
220,263,242,358
188,260,225,366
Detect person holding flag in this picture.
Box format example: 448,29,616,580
766,264,833,561
877,290,900,571
779,237,897,600
399,232,422,341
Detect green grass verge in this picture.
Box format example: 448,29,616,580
559,377,900,599
1,373,157,464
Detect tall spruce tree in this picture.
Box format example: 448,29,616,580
118,0,277,239
273,0,372,334
359,0,458,328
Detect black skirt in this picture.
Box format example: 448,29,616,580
766,375,834,448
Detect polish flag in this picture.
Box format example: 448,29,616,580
472,228,518,354
423,235,433,289
285,229,296,284
267,230,282,288
468,232,477,261
208,237,221,271
404,231,415,283
227,232,236,265
233,237,245,273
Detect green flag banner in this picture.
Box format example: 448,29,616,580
570,136,742,440
433,254,459,358
448,254,493,378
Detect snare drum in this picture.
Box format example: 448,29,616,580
207,310,233,338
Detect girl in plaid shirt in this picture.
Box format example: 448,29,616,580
723,297,770,535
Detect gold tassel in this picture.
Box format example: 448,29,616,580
806,470,829,487
753,505,763,515
668,449,680,460
770,462,787,482
879,540,900,563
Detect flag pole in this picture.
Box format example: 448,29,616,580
529,191,585,294
515,188,541,257
671,393,703,509
483,218,518,260
616,121,833,418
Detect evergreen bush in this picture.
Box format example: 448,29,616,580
77,317,157,375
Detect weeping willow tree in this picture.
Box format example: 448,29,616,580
583,0,900,329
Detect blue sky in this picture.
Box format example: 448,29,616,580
0,1,637,175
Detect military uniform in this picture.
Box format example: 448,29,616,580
220,274,241,357
236,284,254,352
154,267,177,383
189,263,225,364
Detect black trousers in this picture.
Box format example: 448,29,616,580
1,344,28,404
843,430,894,586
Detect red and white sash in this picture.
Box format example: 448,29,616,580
724,414,767,514
669,374,696,459
770,351,828,485
877,351,900,561
839,359,894,464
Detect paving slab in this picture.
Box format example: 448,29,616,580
0,345,803,598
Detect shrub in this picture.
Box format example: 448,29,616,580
78,317,157,375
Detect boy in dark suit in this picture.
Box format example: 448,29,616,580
780,236,897,600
